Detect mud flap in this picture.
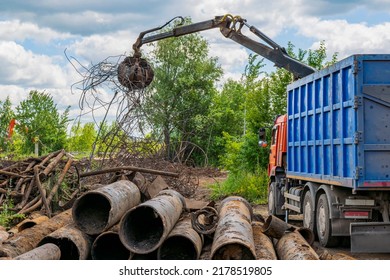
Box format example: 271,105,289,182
350,222,390,253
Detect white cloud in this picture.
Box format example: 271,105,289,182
294,17,390,58
0,41,69,88
0,20,72,43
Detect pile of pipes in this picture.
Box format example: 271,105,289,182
0,176,355,260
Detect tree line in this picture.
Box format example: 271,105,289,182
0,24,336,182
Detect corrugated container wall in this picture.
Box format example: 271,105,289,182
287,54,390,190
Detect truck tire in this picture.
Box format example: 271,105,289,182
302,191,315,233
268,182,277,216
316,193,340,247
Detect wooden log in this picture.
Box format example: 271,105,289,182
0,209,72,258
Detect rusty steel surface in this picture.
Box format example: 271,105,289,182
0,209,72,258
92,228,131,260
38,224,93,260
262,215,295,239
16,215,50,233
119,189,185,254
0,229,9,243
252,221,277,260
13,243,61,260
191,206,219,235
210,196,256,260
275,231,319,260
158,216,203,260
72,180,141,235
117,56,154,90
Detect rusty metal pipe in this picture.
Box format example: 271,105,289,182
72,180,141,235
275,231,319,260
38,224,93,260
119,189,185,254
158,216,203,260
0,227,9,243
8,215,50,235
91,225,130,260
210,196,256,260
13,243,61,260
0,209,72,258
262,215,314,245
252,221,277,260
129,250,158,260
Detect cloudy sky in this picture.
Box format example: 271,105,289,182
1,0,390,126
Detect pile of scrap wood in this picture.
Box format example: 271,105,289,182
0,150,74,217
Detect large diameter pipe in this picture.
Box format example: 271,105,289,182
13,243,61,260
275,231,319,260
38,224,93,260
91,225,131,260
210,196,256,260
252,221,277,260
262,215,315,245
119,189,185,254
158,216,203,260
0,209,72,258
72,180,141,235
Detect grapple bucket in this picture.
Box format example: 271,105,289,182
350,222,390,253
117,56,154,90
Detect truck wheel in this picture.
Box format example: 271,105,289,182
268,182,277,216
316,193,340,247
302,191,315,233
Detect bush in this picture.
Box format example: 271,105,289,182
211,168,269,204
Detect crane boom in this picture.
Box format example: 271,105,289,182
118,15,315,89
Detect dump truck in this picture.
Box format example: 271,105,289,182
118,14,390,252
262,54,390,252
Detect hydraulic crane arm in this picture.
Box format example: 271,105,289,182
119,15,315,89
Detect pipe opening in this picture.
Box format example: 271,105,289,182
92,232,130,260
73,193,111,234
40,237,79,260
18,221,36,232
212,244,256,260
158,236,197,260
121,206,164,252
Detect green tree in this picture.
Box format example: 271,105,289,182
142,18,223,163
0,97,14,152
66,122,97,153
15,90,70,155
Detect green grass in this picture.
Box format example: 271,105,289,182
210,168,269,204
0,198,25,229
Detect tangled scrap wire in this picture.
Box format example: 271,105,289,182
66,51,155,167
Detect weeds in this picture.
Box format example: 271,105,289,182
210,168,269,204
0,197,25,229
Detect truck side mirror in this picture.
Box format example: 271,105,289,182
258,128,268,147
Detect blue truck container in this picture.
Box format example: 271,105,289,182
286,54,390,191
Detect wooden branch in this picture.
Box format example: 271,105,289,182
0,170,31,178
37,149,63,168
80,166,179,178
41,149,65,177
19,197,42,214
46,157,73,207
18,179,34,209
34,166,51,218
